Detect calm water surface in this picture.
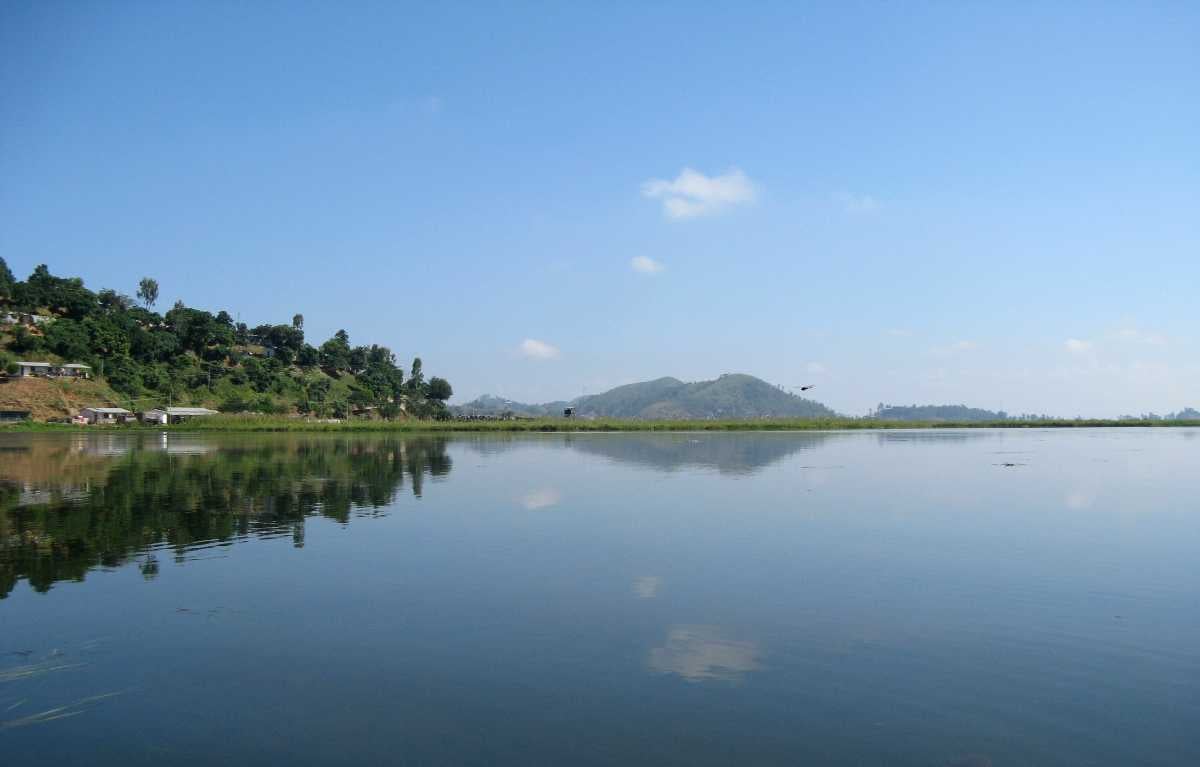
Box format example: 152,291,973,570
1,429,1197,765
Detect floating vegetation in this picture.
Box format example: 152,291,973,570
0,658,83,683
0,691,122,730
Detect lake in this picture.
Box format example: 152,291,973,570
1,429,1197,765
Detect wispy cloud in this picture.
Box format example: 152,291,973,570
931,340,978,357
642,167,756,219
1064,338,1093,354
631,256,665,274
833,191,881,214
806,362,827,375
519,338,559,359
1116,328,1167,346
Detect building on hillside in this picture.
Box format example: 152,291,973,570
15,361,52,377
80,407,133,424
0,410,30,422
142,406,219,424
3,313,52,326
12,361,93,378
58,363,92,379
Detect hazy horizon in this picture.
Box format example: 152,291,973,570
3,4,1197,417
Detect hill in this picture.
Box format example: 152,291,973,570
449,394,564,418
457,374,836,420
873,403,1007,421
0,260,453,420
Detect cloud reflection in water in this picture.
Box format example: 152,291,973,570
648,625,761,682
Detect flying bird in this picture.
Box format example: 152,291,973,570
797,385,815,392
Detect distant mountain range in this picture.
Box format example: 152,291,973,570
454,374,836,420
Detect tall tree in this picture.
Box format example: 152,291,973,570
408,357,424,391
137,277,159,308
292,313,304,330
0,257,13,301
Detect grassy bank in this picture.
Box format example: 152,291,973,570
5,415,1200,433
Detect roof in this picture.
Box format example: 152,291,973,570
61,363,92,369
165,407,219,416
83,407,132,415
16,361,51,367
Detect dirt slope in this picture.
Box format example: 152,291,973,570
0,377,124,421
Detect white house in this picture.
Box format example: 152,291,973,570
15,361,52,377
13,361,93,378
58,363,92,379
80,407,133,425
143,406,219,424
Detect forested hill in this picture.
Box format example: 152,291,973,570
456,374,835,419
0,260,452,419
873,404,1006,421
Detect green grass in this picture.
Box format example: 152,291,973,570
3,414,1193,433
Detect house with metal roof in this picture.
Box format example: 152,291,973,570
13,361,93,378
142,407,219,424
58,363,92,378
80,407,133,424
15,361,52,377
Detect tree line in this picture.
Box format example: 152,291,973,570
0,259,452,419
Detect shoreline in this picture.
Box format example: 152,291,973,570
3,416,1200,433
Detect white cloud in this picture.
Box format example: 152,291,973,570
519,338,559,360
641,167,757,219
631,256,665,274
834,191,881,214
806,362,828,375
1065,338,1093,354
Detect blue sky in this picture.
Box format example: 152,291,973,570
2,2,1197,416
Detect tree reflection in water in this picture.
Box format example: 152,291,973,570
0,433,451,598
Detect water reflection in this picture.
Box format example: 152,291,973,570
873,430,997,445
0,433,452,599
633,575,662,599
518,487,562,510
647,625,762,682
465,432,839,475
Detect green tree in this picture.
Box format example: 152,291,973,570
137,277,159,308
319,330,351,372
105,357,143,396
97,289,133,312
292,313,303,330
0,257,14,301
84,316,131,358
426,376,453,402
21,265,97,319
43,318,91,360
349,345,367,373
9,326,41,354
297,344,319,367
408,357,424,392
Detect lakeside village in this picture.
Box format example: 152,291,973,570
2,359,217,425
